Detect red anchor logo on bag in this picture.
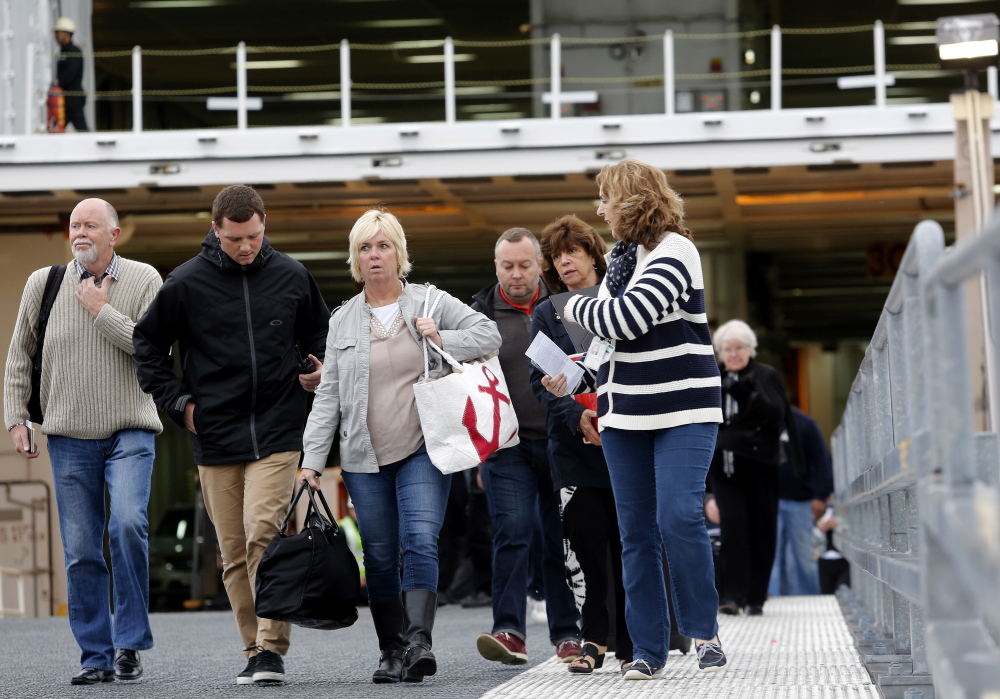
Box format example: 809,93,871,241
461,365,513,462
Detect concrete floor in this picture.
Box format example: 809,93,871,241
0,596,876,699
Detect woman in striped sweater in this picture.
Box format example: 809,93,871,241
544,159,727,679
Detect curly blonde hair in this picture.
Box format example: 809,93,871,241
595,159,692,249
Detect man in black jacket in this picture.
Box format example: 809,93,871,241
133,185,329,686
471,228,581,666
54,17,88,131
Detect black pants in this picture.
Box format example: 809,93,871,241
438,471,492,597
708,457,779,608
65,96,88,131
562,485,632,661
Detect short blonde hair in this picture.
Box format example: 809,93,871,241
347,209,412,282
713,319,758,358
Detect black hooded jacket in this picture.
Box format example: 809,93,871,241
133,232,330,465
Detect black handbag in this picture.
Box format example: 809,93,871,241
27,264,67,424
255,482,360,630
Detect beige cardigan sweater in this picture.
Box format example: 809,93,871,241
4,258,163,439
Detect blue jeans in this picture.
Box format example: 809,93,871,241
768,499,821,596
481,438,580,644
341,446,450,604
47,429,156,670
602,424,719,667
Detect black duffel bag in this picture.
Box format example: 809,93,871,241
255,482,360,630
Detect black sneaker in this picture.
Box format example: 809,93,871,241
236,655,258,685
746,605,764,616
251,650,285,684
697,639,728,672
622,658,660,680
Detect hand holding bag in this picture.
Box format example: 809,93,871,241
255,482,360,630
412,285,519,474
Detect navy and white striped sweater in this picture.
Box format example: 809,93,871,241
564,232,722,431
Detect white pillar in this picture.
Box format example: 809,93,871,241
550,33,561,120
771,25,781,111
340,39,351,128
988,66,998,102
664,30,675,115
236,41,247,130
874,20,886,108
131,46,142,133
444,37,455,123
24,42,34,134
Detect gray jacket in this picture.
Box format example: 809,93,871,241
301,283,501,474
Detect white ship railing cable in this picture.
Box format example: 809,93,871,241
35,21,1000,133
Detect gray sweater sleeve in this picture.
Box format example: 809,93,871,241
301,313,342,475
93,270,163,355
435,289,501,361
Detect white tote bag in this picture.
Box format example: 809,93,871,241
413,286,519,474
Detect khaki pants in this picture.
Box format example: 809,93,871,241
199,451,298,657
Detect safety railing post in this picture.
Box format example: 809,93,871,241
236,41,247,130
444,37,456,124
927,280,976,486
340,39,351,127
664,30,674,116
131,46,142,133
874,20,886,108
550,33,561,120
24,42,34,134
770,25,781,111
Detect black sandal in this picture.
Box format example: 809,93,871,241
568,643,605,674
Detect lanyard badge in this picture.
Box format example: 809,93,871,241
583,337,615,370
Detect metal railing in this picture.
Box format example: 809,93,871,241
832,212,1000,699
26,22,1000,134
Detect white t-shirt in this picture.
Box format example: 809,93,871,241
371,302,400,330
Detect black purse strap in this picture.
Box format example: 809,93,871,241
280,481,341,535
33,265,67,371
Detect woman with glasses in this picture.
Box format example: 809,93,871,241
708,319,798,617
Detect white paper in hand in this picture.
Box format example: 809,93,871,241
525,332,585,393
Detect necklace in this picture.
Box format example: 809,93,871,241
370,308,404,339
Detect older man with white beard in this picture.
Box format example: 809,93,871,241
4,198,163,685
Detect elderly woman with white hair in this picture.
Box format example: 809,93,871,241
299,209,500,684
707,320,797,617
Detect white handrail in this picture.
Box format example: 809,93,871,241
131,46,142,132
444,37,456,124
236,41,247,130
550,33,561,120
340,39,351,128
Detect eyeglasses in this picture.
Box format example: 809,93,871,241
720,344,750,354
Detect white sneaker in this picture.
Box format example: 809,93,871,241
528,597,548,625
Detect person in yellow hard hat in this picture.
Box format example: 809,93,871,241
54,17,88,131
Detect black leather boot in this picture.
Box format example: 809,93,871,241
370,598,406,684
401,590,438,682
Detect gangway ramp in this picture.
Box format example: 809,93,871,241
483,596,877,699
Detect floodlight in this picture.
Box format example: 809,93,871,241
936,14,999,71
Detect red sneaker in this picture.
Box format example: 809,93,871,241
477,632,528,665
555,639,582,663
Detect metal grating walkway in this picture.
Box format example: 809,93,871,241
482,596,879,699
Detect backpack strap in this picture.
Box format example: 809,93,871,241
33,264,67,371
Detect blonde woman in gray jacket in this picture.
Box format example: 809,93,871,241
300,209,500,685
